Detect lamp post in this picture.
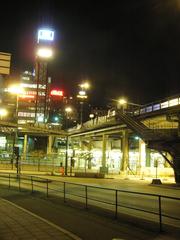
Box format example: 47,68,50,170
64,106,73,176
117,97,142,113
65,106,72,129
8,84,24,174
8,85,24,122
89,113,95,125
77,82,90,125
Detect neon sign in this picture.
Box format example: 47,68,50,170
50,89,64,97
38,29,54,43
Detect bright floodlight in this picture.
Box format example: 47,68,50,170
37,48,53,58
79,90,86,96
0,108,8,117
8,85,24,95
89,113,94,119
38,29,54,43
118,98,127,105
65,107,72,113
80,82,90,89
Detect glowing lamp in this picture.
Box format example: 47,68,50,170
65,107,72,113
0,108,8,117
118,98,127,105
79,90,86,96
80,82,90,89
89,114,94,119
8,85,24,95
37,48,53,58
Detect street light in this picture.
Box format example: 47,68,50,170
8,84,24,175
79,82,90,90
89,113,95,119
36,47,53,59
77,81,90,125
0,108,8,120
65,106,72,129
118,98,127,105
8,85,24,120
64,106,73,175
65,106,72,113
118,97,142,107
116,97,142,112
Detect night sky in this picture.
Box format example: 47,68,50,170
1,0,180,107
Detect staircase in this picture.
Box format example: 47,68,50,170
116,110,180,183
116,110,176,142
116,111,155,140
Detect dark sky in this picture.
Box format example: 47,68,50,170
1,0,180,107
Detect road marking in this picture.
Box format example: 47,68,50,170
1,198,82,240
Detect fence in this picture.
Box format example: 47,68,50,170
0,173,179,232
0,155,65,172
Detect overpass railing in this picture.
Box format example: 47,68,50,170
133,94,180,116
0,173,179,232
80,94,180,130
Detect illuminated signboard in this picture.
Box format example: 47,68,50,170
50,89,64,97
38,29,54,43
19,94,35,99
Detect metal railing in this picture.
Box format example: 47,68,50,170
80,94,180,129
0,173,179,232
132,94,180,116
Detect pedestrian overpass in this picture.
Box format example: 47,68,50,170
68,94,180,183
0,94,180,182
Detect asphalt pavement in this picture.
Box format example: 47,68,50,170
0,170,179,240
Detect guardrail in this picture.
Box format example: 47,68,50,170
0,173,179,232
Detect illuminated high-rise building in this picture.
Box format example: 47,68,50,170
18,70,51,124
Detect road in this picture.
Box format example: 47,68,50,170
3,174,179,228
45,178,180,227
0,174,180,239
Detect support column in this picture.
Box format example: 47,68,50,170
146,147,151,167
100,134,108,174
87,138,92,169
47,135,52,155
174,155,180,183
138,139,146,177
102,134,107,167
23,134,28,160
121,130,129,173
65,136,69,175
78,137,84,168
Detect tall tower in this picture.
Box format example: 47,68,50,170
35,28,54,123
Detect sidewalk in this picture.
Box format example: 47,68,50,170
0,198,81,240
